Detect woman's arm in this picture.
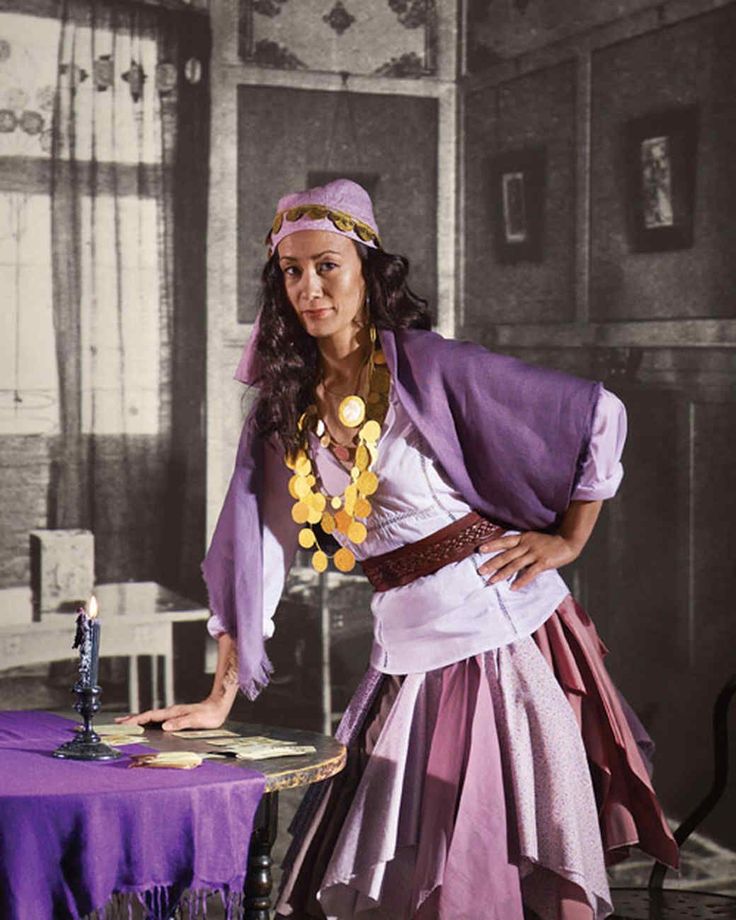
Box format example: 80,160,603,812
478,387,625,591
115,632,240,730
477,499,602,591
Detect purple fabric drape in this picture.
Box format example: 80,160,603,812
0,711,265,919
380,327,601,531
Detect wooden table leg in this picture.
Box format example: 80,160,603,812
244,791,279,920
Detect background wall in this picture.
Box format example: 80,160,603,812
1,0,734,871
590,9,736,321
236,85,438,325
461,0,736,852
208,0,736,855
464,59,576,325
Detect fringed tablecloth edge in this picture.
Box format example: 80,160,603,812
84,882,248,919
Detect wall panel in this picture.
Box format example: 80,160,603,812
467,0,658,70
464,60,576,328
590,6,736,321
237,85,438,324
239,0,438,77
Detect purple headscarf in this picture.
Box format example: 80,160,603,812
265,178,381,257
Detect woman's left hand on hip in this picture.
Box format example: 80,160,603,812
477,531,580,591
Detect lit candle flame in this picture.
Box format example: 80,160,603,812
87,595,99,619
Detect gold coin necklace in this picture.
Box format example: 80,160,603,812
285,341,390,574
319,358,370,461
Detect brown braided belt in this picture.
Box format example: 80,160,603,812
360,511,506,592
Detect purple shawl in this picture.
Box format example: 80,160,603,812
202,326,601,700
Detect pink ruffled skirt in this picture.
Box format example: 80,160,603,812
275,596,678,920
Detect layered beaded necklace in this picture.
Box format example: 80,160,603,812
285,330,390,574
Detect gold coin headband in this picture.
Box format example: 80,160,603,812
285,349,390,574
265,204,382,257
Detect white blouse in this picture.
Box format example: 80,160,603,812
208,387,627,675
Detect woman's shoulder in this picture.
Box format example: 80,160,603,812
388,326,499,365
388,326,585,384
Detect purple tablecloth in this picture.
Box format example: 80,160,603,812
0,711,266,919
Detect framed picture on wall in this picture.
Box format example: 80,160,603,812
625,106,699,252
490,147,546,263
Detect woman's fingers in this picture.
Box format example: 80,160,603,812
115,705,185,726
113,701,227,732
478,534,521,554
510,562,546,591
161,712,203,732
486,552,535,585
478,544,528,577
479,532,573,591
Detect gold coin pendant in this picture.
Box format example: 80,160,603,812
334,547,356,573
347,521,367,544
312,551,328,573
291,502,309,524
338,396,366,429
357,470,379,496
360,420,381,443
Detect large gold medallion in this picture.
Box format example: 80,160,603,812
338,395,366,428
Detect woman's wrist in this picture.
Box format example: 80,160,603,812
205,690,236,715
549,531,582,564
205,633,240,717
556,499,603,556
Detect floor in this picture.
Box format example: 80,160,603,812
607,825,736,896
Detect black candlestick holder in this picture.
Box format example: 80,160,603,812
53,683,122,761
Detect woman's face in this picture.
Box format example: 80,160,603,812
277,229,366,341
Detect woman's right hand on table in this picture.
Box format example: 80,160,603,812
114,696,232,732
115,633,240,731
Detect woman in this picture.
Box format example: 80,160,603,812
119,179,678,919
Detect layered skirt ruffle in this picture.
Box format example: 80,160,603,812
275,596,678,920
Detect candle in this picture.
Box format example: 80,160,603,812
72,596,101,688
87,595,101,688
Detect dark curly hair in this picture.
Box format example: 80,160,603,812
252,242,431,457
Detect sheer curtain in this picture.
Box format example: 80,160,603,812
0,0,209,591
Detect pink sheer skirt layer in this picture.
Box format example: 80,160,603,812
275,596,678,920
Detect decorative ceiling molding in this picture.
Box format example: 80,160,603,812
388,0,434,30
253,0,289,16
238,0,437,77
374,51,426,77
322,1,355,35
250,38,305,70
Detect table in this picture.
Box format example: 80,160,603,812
138,718,347,919
0,582,209,712
0,710,346,920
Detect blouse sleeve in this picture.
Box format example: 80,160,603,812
571,387,627,502
206,436,299,641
